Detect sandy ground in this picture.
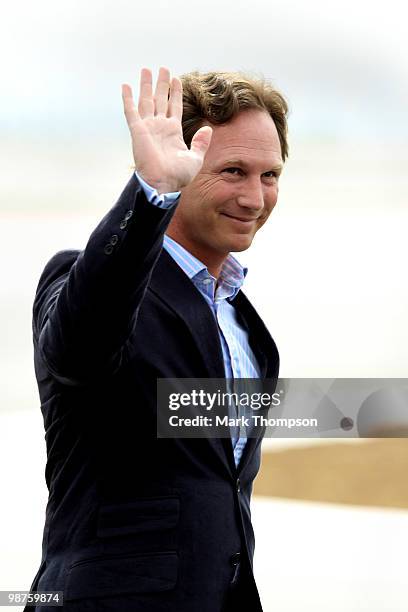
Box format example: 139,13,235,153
255,439,408,509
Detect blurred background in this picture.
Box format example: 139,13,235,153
1,0,407,610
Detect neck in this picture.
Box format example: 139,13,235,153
165,229,227,279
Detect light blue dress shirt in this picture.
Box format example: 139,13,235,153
135,171,261,466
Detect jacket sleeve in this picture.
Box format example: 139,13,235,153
33,174,178,385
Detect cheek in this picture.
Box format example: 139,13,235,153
257,191,278,228
263,193,278,213
269,182,279,199
213,187,240,213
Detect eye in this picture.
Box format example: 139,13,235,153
262,171,278,179
222,167,243,176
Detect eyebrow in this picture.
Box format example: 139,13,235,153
223,159,284,174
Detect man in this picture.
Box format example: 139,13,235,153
26,67,288,612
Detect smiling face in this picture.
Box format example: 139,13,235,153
167,108,283,274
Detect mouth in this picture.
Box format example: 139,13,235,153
220,213,258,225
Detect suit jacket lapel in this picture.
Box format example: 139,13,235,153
230,291,280,475
149,249,279,478
149,250,237,476
230,290,279,379
149,249,226,378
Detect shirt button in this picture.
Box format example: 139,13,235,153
202,278,212,285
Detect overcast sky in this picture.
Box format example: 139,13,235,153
1,0,407,141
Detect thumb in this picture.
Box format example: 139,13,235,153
190,126,213,158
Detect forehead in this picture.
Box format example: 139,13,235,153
205,109,282,167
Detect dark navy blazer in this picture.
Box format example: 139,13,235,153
25,175,279,612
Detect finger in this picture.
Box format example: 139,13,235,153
190,126,213,158
138,68,154,118
122,84,140,126
154,66,171,116
167,76,183,121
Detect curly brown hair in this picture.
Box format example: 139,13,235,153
180,70,289,161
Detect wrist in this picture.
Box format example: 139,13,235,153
136,172,177,195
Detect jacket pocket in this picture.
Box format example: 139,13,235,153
65,551,178,601
96,496,180,538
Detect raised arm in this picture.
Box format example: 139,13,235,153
34,67,212,386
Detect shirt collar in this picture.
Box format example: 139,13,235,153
163,235,248,300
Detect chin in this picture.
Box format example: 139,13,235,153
226,236,254,253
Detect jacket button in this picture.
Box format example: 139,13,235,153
119,220,128,230
125,210,133,220
236,478,241,493
104,244,114,255
230,552,241,567
110,234,119,245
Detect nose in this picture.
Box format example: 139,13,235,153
236,178,265,213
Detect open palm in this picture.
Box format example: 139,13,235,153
122,67,212,194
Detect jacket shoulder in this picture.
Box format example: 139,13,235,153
38,250,81,287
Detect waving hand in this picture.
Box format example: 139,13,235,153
122,67,212,194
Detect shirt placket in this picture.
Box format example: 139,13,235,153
214,287,247,447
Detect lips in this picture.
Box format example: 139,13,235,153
221,213,258,223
